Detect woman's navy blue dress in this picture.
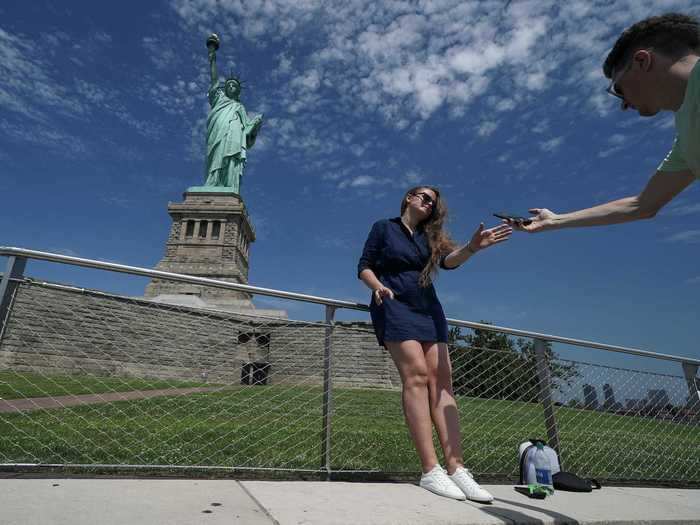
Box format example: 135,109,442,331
358,217,453,347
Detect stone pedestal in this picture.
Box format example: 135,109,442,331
144,192,285,318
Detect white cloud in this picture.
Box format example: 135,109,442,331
665,230,700,244
5,0,696,175
403,170,425,186
100,195,133,208
598,134,628,158
497,153,511,163
94,31,112,44
0,118,89,157
292,69,321,91
667,203,700,216
494,98,517,112
274,53,293,76
477,120,499,138
0,25,167,158
168,0,700,129
142,36,178,70
655,115,675,129
608,134,627,146
449,44,505,75
336,169,425,191
0,27,88,119
514,158,538,173
598,147,621,158
531,119,550,134
588,91,614,117
540,137,564,152
340,175,381,189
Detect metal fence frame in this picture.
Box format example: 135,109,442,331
1,246,699,478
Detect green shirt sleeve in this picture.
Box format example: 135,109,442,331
657,136,688,172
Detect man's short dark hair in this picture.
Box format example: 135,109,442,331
603,13,700,78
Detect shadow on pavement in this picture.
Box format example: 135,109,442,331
478,496,581,525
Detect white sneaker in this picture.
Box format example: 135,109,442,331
449,467,494,503
419,465,466,500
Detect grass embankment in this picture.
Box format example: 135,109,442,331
0,376,697,483
0,371,211,399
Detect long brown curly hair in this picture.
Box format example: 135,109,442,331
400,186,457,287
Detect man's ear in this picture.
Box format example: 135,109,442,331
634,49,654,72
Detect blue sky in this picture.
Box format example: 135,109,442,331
1,0,699,380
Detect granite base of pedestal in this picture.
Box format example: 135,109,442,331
144,192,286,318
146,293,287,319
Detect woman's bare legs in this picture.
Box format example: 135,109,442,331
386,340,439,473
423,342,464,475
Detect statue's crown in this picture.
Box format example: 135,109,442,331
225,71,244,88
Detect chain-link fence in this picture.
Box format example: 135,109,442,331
1,249,698,485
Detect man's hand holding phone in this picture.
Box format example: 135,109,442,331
494,209,558,232
493,211,532,226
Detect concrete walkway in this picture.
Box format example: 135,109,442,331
0,387,220,413
1,478,699,524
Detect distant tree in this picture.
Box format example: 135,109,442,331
448,323,579,402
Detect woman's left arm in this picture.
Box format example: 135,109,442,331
442,223,512,269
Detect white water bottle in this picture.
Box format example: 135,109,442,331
533,443,553,491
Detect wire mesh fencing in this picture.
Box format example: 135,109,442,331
551,358,700,483
329,323,699,483
0,279,335,471
0,265,698,485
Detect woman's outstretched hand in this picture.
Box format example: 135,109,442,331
469,223,513,251
373,285,395,305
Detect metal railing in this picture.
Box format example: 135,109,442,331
1,246,698,484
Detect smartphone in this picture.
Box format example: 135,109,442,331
493,212,532,225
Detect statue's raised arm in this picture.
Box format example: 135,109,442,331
206,33,220,91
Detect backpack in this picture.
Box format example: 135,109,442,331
518,439,601,492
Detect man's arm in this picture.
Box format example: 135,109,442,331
517,169,696,232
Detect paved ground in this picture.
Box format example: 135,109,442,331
1,478,699,524
0,387,220,413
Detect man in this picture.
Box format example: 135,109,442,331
203,34,263,194
514,13,698,232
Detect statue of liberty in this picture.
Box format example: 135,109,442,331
192,34,263,194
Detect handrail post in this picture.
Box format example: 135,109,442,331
0,256,27,342
534,338,562,463
682,362,700,421
320,305,336,479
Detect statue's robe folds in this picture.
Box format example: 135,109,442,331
204,86,259,193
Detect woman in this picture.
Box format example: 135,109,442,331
357,186,512,502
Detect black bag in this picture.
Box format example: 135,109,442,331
518,439,602,492
552,471,601,492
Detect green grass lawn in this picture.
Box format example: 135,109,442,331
0,371,212,399
0,377,697,483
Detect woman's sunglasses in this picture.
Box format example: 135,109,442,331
412,192,435,207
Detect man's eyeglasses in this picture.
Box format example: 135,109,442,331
412,192,435,207
606,50,650,101
606,60,631,100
